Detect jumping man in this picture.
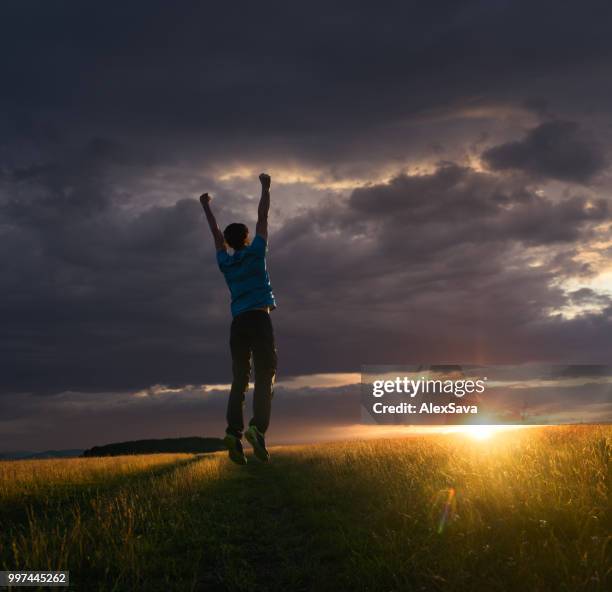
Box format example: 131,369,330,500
199,173,277,464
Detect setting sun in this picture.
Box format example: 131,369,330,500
464,425,498,440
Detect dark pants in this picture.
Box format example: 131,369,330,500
226,310,277,438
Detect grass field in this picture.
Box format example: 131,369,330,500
0,426,610,591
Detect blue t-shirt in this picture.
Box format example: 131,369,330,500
216,235,277,317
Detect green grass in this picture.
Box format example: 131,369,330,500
0,426,610,591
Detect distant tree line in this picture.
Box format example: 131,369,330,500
82,437,226,457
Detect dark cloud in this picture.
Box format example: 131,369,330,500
0,384,362,451
550,364,612,379
1,1,612,448
2,370,610,451
567,288,612,308
481,121,608,183
522,98,551,118
1,146,611,394
348,163,608,246
2,2,612,170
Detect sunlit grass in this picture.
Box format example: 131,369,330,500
0,427,610,591
1,453,228,589
273,425,612,591
0,453,194,502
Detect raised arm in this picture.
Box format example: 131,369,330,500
255,173,271,240
199,193,226,251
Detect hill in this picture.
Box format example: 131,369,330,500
0,449,84,460
82,436,225,457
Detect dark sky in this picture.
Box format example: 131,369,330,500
1,1,611,449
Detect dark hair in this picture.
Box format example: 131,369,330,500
223,223,249,250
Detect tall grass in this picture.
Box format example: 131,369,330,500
0,426,609,591
1,453,228,590
0,454,194,502
277,425,612,591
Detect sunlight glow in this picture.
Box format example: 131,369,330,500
315,424,532,446
442,424,531,441
213,161,448,191
464,425,498,440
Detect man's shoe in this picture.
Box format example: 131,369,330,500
245,425,270,462
223,433,247,465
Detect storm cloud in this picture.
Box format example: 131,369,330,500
481,121,607,183
1,1,611,448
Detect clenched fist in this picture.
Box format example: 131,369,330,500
259,173,271,190
199,193,212,207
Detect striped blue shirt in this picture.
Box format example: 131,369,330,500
216,235,276,317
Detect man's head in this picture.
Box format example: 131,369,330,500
223,223,249,250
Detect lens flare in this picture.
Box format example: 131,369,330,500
437,487,456,534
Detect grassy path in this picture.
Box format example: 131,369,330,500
195,458,317,591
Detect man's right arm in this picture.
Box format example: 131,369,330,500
255,173,271,241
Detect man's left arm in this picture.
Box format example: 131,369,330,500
199,193,226,251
